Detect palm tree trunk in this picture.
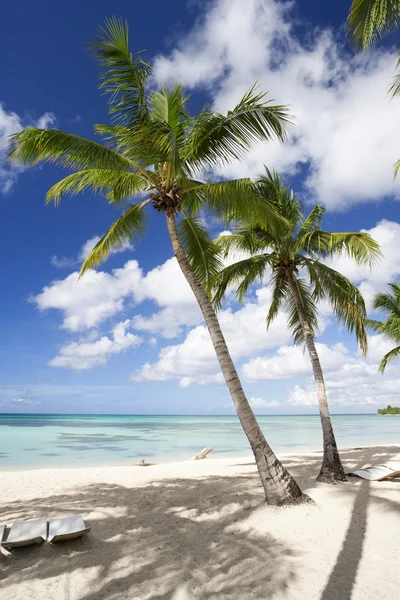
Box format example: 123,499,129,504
166,213,308,505
288,274,347,483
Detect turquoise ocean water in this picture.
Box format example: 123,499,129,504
0,414,398,470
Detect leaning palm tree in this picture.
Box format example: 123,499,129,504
213,170,381,483
8,19,307,505
366,283,400,372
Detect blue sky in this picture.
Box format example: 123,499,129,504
1,0,400,415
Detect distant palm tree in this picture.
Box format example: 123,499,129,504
8,19,307,505
367,283,400,371
213,170,380,483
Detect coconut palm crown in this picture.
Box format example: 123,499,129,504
367,283,400,372
8,17,289,290
7,18,308,505
213,170,381,482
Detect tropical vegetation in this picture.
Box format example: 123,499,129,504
7,18,308,505
213,170,381,483
367,283,400,372
377,405,400,414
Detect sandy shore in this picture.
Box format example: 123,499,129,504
0,446,399,600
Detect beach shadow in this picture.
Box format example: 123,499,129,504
320,479,370,600
0,474,299,599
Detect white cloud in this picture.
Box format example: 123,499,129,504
0,104,56,192
154,0,400,210
288,386,318,407
133,286,297,385
250,397,281,409
33,261,144,332
241,342,349,381
12,397,41,405
49,320,142,370
51,235,133,269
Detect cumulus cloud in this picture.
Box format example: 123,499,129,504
250,397,281,409
0,104,56,192
133,286,299,385
241,342,349,381
49,320,142,370
34,256,201,338
12,397,41,405
154,0,400,210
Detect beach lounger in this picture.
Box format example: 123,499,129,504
48,514,91,543
348,463,400,481
2,517,47,549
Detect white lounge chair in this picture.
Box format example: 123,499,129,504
48,514,91,543
2,517,47,549
348,463,400,481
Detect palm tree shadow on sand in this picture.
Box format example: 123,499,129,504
320,479,370,600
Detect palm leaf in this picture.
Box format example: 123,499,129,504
266,269,290,329
181,178,284,228
213,253,274,308
80,203,146,276
389,52,400,97
286,277,319,345
379,344,400,372
183,84,291,173
297,205,326,238
347,0,400,51
8,128,132,171
178,213,222,293
306,260,368,354
46,169,147,205
90,16,151,125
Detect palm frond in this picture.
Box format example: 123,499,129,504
297,205,326,238
347,0,400,51
80,203,146,276
266,269,289,329
90,16,150,125
213,253,274,308
179,213,222,294
372,284,400,316
379,344,400,372
365,318,386,334
214,231,267,259
46,169,147,205
389,52,400,97
183,84,291,173
306,260,368,354
286,277,319,345
255,168,301,231
328,231,381,266
180,178,284,228
8,128,132,172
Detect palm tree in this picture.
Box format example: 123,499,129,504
7,19,308,505
366,283,400,371
213,170,381,483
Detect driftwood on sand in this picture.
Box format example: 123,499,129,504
193,446,214,460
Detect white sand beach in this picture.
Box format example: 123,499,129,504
0,445,399,600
